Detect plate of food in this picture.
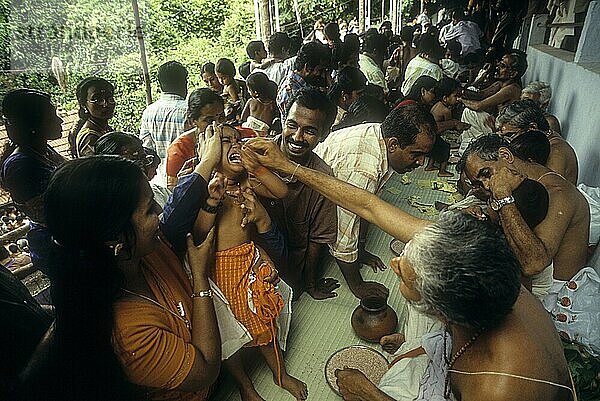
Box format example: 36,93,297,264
324,345,389,395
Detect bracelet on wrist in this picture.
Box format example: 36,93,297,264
191,289,213,298
202,201,221,214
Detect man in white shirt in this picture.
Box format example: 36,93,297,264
253,32,294,87
401,33,443,95
441,10,483,56
358,32,389,92
312,104,436,299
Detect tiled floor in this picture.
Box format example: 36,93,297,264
211,166,459,400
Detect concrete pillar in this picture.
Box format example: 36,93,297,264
528,13,548,46
575,0,600,63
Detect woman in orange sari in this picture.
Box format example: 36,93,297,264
28,134,225,400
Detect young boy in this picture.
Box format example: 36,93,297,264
428,77,470,177
196,124,307,401
241,72,279,136
246,40,268,73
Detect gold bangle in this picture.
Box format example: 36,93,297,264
191,289,213,298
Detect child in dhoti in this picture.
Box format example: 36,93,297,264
241,72,279,137
195,124,307,401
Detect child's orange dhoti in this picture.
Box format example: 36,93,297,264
213,242,283,346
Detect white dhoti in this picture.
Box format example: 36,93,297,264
377,304,444,400
542,267,600,357
531,263,554,300
242,116,271,133
378,329,451,401
458,108,494,155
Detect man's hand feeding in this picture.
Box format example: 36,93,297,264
244,137,295,174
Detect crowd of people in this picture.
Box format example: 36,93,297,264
1,4,599,401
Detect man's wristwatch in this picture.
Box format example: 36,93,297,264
489,195,515,211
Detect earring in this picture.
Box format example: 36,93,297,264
113,243,124,257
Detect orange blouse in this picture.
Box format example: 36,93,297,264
113,239,209,401
166,135,196,177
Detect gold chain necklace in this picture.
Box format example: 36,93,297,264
121,288,190,329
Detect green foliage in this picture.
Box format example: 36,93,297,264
277,0,358,37
0,0,254,132
144,0,230,51
563,340,600,401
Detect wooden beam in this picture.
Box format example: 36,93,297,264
131,0,152,105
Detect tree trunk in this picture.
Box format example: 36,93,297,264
359,0,365,32
259,0,272,41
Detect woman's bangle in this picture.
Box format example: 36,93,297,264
191,289,213,298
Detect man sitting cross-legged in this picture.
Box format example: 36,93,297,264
257,87,340,300
457,50,527,154
311,104,436,299
243,138,575,401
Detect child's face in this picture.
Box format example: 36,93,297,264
216,71,232,86
218,126,244,177
256,46,267,61
444,90,459,107
248,85,260,99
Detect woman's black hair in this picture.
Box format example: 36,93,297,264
215,58,236,78
68,77,115,157
0,89,54,186
187,88,224,122
94,131,143,156
404,75,438,103
41,155,145,400
201,62,216,75
333,94,389,131
328,66,367,106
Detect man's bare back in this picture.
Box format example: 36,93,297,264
546,131,579,185
451,288,573,401
535,170,589,280
248,98,275,126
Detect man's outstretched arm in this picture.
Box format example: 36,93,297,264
246,138,429,243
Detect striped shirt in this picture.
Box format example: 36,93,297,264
140,93,188,187
314,123,392,263
401,55,443,96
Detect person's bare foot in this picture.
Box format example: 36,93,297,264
275,373,308,400
239,387,265,401
350,281,389,300
424,164,436,171
438,170,454,177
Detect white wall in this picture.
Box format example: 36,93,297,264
524,45,600,186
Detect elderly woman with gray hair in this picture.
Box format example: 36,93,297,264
521,81,561,134
245,137,577,401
